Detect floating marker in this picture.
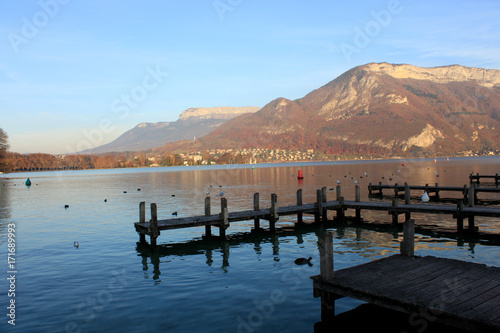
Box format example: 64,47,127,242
25,178,31,186
297,170,304,179
421,191,430,202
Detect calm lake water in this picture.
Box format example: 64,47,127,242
0,157,499,332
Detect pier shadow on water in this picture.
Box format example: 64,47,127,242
134,217,495,282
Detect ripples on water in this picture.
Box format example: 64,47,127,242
0,157,498,332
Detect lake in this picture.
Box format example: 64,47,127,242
1,157,499,332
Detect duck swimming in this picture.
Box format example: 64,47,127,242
294,257,312,265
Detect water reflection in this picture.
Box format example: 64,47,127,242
135,222,488,283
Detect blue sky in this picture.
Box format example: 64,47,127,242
1,0,499,154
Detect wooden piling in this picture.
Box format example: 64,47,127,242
379,181,383,196
368,182,372,196
434,183,440,199
296,189,303,225
253,192,260,230
150,203,159,246
404,183,411,222
317,231,335,321
394,183,399,198
205,196,211,237
139,201,146,243
468,185,475,232
315,189,322,224
270,193,278,232
220,198,228,239
400,219,415,257
321,187,327,222
337,197,345,220
457,201,464,232
355,185,361,221
318,231,334,279
391,198,398,225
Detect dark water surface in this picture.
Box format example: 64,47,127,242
0,157,499,332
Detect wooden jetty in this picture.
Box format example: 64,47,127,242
134,185,500,246
311,222,500,332
368,181,500,203
470,173,500,186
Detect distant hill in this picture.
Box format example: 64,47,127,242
81,106,260,153
182,63,500,157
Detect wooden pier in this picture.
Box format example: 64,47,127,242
311,222,500,332
368,181,500,203
470,173,500,186
134,185,500,246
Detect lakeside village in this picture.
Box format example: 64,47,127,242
3,146,500,173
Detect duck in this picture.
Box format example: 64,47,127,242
294,257,312,265
74,241,79,249
421,191,430,202
64,205,69,209
172,211,178,216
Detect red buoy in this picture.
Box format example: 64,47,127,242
297,170,304,179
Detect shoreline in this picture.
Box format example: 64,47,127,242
1,155,499,179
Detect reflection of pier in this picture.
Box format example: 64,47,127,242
136,221,497,283
312,221,500,332
134,186,500,246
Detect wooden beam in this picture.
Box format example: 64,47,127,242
400,219,415,257
204,196,211,237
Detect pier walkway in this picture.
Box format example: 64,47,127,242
134,185,500,246
312,222,500,332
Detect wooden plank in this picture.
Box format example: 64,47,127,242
312,255,500,331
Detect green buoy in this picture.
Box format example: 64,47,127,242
25,178,32,186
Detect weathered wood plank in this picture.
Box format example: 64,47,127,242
312,255,500,331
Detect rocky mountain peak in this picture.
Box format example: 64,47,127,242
364,62,500,87
178,106,260,121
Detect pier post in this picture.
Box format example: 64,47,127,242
315,189,322,224
150,203,159,246
400,219,415,257
139,201,146,243
394,183,399,198
468,185,475,232
456,201,464,233
220,198,229,239
336,186,342,220
368,182,372,196
270,193,278,232
435,183,440,200
463,185,468,203
379,181,383,196
318,231,335,321
337,197,345,221
404,183,411,222
205,196,211,237
318,231,334,279
496,173,499,187
253,193,261,230
355,185,361,221
296,189,303,225
391,198,399,225
322,187,327,222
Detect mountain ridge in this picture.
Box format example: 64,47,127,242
183,62,500,157
81,106,260,153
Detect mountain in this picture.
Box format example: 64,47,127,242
82,106,260,153
190,63,500,157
